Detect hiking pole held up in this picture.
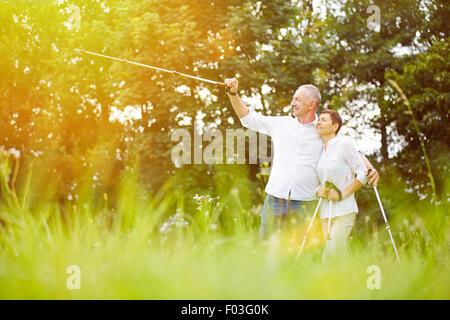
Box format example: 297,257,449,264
373,185,401,262
295,198,322,263
75,49,227,88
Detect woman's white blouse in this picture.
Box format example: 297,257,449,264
317,135,368,219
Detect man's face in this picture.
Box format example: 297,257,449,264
291,88,312,118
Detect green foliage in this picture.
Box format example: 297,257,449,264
0,151,449,299
322,0,448,203
385,38,449,202
0,0,448,299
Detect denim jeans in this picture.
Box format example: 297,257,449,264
260,194,317,240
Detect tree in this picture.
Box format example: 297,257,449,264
323,0,448,202
386,39,449,202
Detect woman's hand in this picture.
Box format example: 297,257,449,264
367,168,379,186
327,189,340,201
316,186,328,198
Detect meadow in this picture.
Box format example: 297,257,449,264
0,151,448,300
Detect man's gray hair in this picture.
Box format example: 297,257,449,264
298,84,321,106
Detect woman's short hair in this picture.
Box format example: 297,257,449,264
320,109,342,134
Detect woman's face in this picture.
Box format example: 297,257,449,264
316,113,337,137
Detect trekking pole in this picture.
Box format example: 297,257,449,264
323,181,340,241
373,186,401,262
75,49,227,87
295,198,323,262
327,200,332,241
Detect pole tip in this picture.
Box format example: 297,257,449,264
74,48,83,53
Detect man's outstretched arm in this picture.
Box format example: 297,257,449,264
225,78,250,118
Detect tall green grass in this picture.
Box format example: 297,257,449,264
0,153,448,299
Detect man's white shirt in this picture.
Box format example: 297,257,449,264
239,108,323,201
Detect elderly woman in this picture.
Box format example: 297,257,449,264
315,110,369,261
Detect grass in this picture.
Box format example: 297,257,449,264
0,154,449,299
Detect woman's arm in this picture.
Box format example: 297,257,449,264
343,138,369,185
359,152,379,186
327,138,368,201
342,179,364,198
327,179,364,200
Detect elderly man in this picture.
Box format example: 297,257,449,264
224,78,379,239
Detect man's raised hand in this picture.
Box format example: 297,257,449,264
225,78,238,95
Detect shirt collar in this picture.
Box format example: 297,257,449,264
327,135,339,145
295,114,318,126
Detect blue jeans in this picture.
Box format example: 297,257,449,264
260,194,317,240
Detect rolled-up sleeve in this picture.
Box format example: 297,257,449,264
342,138,368,185
239,108,281,136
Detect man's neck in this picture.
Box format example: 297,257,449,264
296,112,316,125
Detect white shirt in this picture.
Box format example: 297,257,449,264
240,108,323,201
317,135,368,219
